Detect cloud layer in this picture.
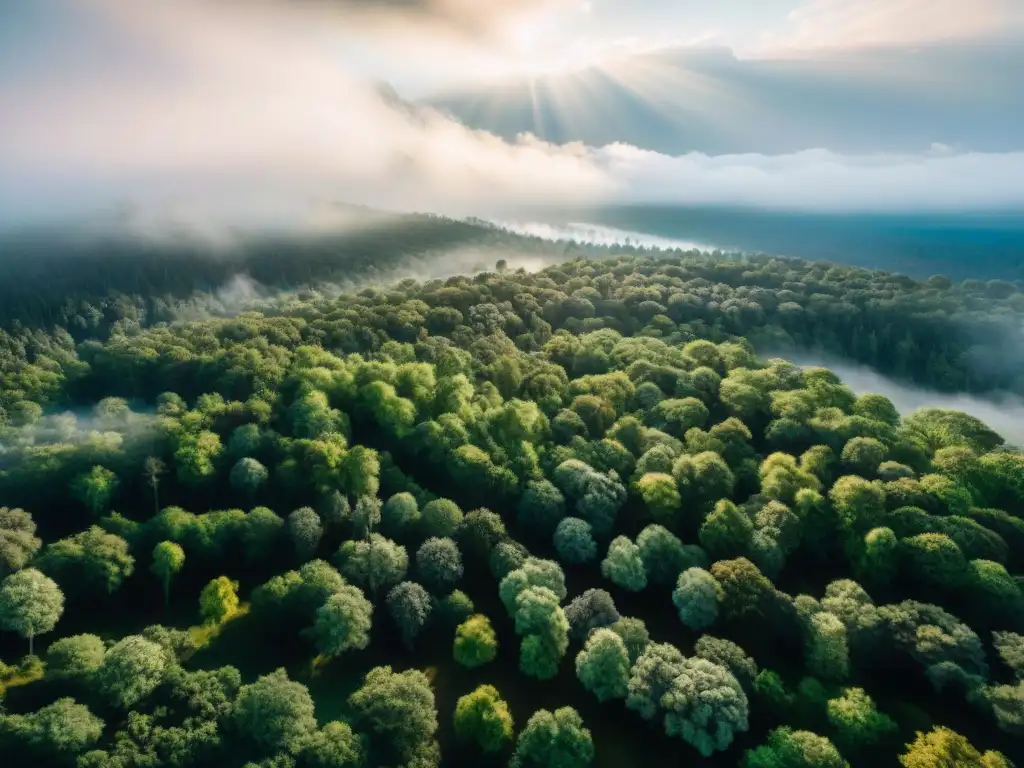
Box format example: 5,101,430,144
0,0,1022,231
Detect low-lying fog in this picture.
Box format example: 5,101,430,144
776,352,1024,448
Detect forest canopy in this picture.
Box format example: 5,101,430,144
0,228,1021,767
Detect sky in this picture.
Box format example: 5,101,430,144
1,0,1023,231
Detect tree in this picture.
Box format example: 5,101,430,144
0,568,64,654
382,492,420,538
900,533,970,590
518,479,568,537
840,437,887,476
45,634,106,680
200,576,239,625
349,666,439,767
416,537,464,594
510,707,594,768
695,635,758,690
710,558,773,619
514,586,569,680
72,465,119,516
288,507,324,561
151,541,185,605
0,697,105,757
899,727,1011,768
744,727,849,768
662,657,749,756
553,517,597,565
350,495,382,540
460,508,507,558
37,526,134,596
439,589,475,626
454,614,498,668
828,476,886,535
231,457,269,495
857,527,898,586
636,524,688,586
635,473,682,527
142,456,166,515
993,631,1024,680
575,628,630,702
673,567,722,631
94,635,168,708
601,536,647,591
700,500,754,560
609,617,650,664
806,612,849,682
564,588,620,642
421,498,464,538
386,581,433,649
336,533,408,595
0,507,41,578
298,721,366,768
244,507,285,562
453,684,514,753
500,558,567,615
826,687,897,751
489,539,529,579
233,668,318,755
626,642,686,721
307,585,373,657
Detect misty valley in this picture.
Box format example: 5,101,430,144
0,219,1022,768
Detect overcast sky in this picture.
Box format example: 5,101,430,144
1,0,1022,230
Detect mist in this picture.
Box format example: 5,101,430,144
777,352,1024,448
1,0,1024,236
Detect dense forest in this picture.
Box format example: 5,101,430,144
0,226,1023,768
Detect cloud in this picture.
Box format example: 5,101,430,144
772,0,1024,50
1,0,1023,233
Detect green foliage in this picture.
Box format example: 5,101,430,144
695,635,758,690
151,541,185,605
744,727,849,768
662,657,749,755
899,726,1011,768
199,576,239,625
94,635,168,708
826,687,897,750
601,536,647,591
700,500,754,560
673,567,722,630
805,612,850,682
575,628,630,702
454,614,498,668
0,567,64,653
553,517,597,565
453,684,514,753
336,534,408,595
234,668,318,755
416,536,464,594
564,588,620,642
420,498,464,539
500,557,567,615
386,581,433,649
349,665,439,767
72,465,120,515
45,633,106,680
37,526,134,596
307,585,373,656
0,697,105,757
710,557,773,619
514,586,569,680
510,707,594,768
0,507,41,578
298,721,365,768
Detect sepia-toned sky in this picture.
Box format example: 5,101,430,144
1,0,1022,229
